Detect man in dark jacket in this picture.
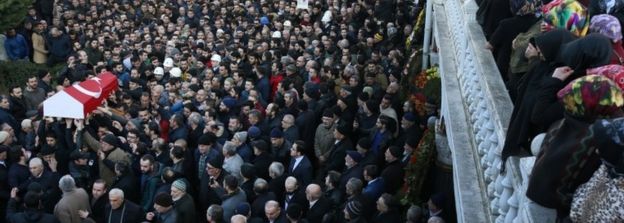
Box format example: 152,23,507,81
7,189,60,223
46,27,71,66
102,188,144,223
381,146,405,194
171,179,196,223
305,184,332,223
287,140,313,186
320,124,351,178
251,140,274,181
339,151,364,191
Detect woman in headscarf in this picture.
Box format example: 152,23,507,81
502,29,577,164
531,33,613,130
589,14,624,64
570,117,624,222
527,74,624,220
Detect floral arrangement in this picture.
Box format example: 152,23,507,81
401,128,436,205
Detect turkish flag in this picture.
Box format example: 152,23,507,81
43,72,118,119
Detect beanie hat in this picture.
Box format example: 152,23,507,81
169,67,182,78
172,179,187,192
234,131,248,142
336,123,351,136
248,126,261,138
346,150,363,163
346,200,363,217
403,112,417,122
388,146,404,158
235,203,251,215
163,58,174,68
357,137,372,149
222,98,237,109
260,16,270,25
198,133,216,146
590,14,623,42
270,128,284,138
208,156,224,169
154,67,164,75
154,192,173,207
101,134,119,148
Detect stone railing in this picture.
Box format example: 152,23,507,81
427,0,556,222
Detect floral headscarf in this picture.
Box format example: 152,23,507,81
542,0,589,37
557,75,624,119
590,14,623,42
587,65,624,91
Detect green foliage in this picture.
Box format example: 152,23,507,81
0,0,33,33
0,61,62,93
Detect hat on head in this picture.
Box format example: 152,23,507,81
222,98,237,109
235,203,251,215
286,64,297,73
272,31,282,39
172,179,187,192
101,134,119,147
234,131,248,142
0,131,9,144
207,156,224,169
403,112,417,122
357,137,372,149
154,192,173,207
336,123,351,136
260,16,270,25
198,133,216,146
169,67,182,78
163,58,174,67
346,200,363,217
346,150,363,163
388,146,404,158
284,20,292,27
270,128,283,138
248,126,261,138
542,0,589,37
70,150,89,160
211,54,222,63
154,67,164,75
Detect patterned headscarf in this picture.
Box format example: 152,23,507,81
542,0,589,37
587,65,624,91
590,14,623,42
557,75,624,119
511,0,541,16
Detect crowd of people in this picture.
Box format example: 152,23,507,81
0,0,451,223
481,0,624,222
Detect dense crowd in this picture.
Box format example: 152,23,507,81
0,0,450,223
481,0,624,221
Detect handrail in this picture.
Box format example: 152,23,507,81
427,0,556,222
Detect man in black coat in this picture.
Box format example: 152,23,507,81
251,178,277,219
265,200,288,223
320,124,352,178
339,151,364,191
287,140,313,186
381,146,405,194
0,145,9,221
7,190,59,223
103,188,144,223
86,179,109,223
251,140,274,181
268,162,287,203
305,184,332,223
283,176,308,211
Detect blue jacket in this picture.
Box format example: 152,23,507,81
363,177,385,201
288,155,314,186
4,34,29,60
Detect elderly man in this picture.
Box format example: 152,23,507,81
305,183,332,222
146,192,177,223
265,200,287,223
281,114,299,143
206,204,224,223
231,214,247,223
28,157,59,212
170,179,196,223
222,141,244,180
83,130,131,186
282,177,307,211
99,188,143,223
54,175,90,223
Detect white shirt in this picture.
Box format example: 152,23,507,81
309,199,318,209
292,156,304,171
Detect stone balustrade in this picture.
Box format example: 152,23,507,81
427,0,556,222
